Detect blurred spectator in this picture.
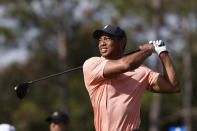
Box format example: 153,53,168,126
0,123,15,131
46,111,70,131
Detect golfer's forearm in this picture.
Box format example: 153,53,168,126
103,49,152,78
160,53,180,88
123,49,152,70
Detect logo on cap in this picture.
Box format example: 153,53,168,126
53,112,58,116
104,25,109,29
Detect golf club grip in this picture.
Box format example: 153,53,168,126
29,49,140,84
123,49,140,56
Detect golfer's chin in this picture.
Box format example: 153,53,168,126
100,51,109,57
100,51,118,59
101,51,122,60
101,53,115,59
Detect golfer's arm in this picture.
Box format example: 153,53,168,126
103,49,152,78
151,53,180,93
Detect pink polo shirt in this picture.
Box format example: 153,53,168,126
83,57,159,131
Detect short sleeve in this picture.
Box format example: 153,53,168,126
140,66,160,90
83,57,108,88
148,71,159,85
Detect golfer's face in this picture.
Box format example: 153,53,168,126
50,123,69,131
98,34,120,59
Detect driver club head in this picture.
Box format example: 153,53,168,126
14,82,30,99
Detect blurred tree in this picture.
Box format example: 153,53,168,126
0,0,96,130
148,0,162,130
182,13,192,131
162,0,197,130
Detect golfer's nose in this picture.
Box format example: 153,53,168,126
99,39,106,46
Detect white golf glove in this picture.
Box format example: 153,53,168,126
149,40,168,55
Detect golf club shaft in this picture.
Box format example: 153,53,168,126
29,66,82,84
28,49,141,84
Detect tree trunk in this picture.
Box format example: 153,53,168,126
149,0,162,130
182,16,192,131
149,94,161,131
54,0,70,113
57,30,69,113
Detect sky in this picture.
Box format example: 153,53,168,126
0,5,28,69
0,48,29,69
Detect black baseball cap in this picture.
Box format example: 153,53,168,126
93,25,127,39
46,111,70,124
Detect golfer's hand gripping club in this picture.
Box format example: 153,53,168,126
149,40,168,55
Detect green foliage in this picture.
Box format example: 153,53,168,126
0,27,15,39
68,72,94,130
162,0,194,14
106,0,153,17
39,18,55,32
9,3,36,27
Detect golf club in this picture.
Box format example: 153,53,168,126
14,49,140,99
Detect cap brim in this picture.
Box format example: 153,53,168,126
46,117,52,123
46,117,61,124
92,30,105,39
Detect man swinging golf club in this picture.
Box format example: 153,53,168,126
83,25,180,131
